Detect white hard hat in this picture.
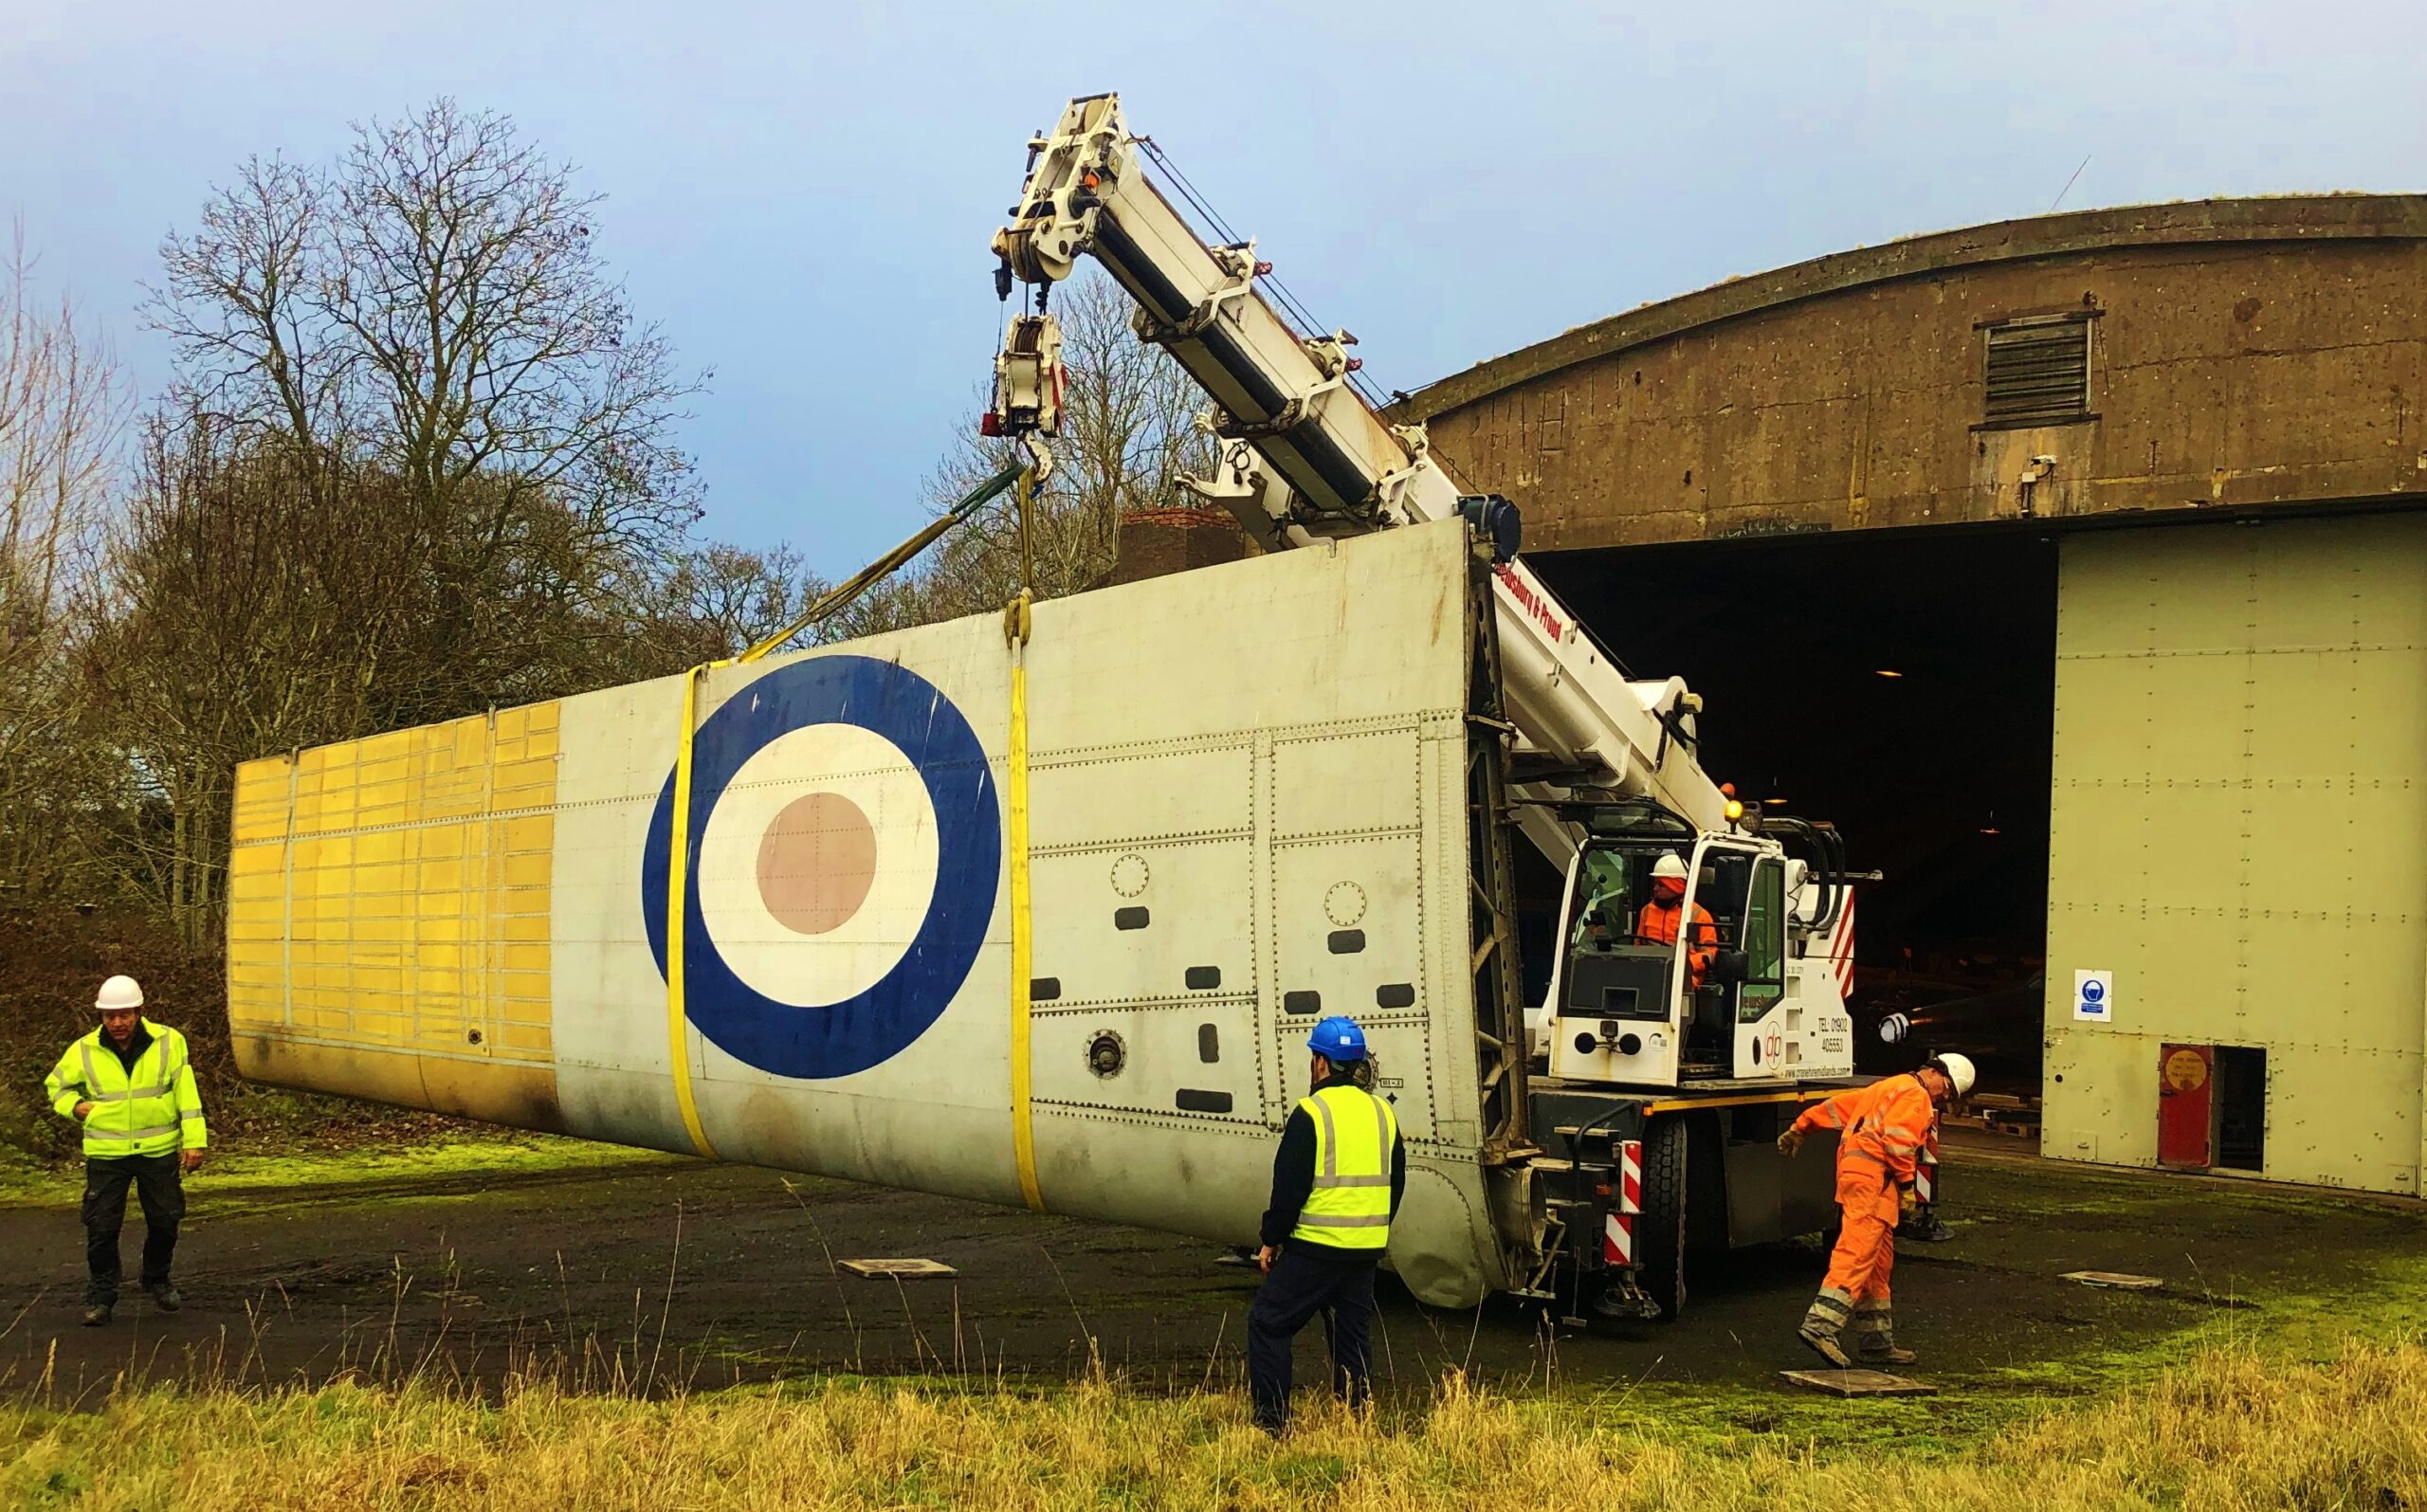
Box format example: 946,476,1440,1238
1651,853,1689,883
1929,1052,1977,1098
95,975,145,1012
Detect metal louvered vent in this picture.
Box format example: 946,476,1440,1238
1982,314,2091,428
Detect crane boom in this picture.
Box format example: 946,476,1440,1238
989,94,1729,846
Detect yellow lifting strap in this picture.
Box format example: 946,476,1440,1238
737,462,1025,665
1005,465,1044,1212
665,657,726,1159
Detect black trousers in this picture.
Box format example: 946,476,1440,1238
1246,1241,1378,1430
82,1153,184,1305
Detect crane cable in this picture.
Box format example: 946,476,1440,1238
1134,136,1393,411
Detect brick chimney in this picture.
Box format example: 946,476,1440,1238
1100,506,1254,587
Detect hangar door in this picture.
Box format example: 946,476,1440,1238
2041,513,2427,1193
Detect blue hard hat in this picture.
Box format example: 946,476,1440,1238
1308,1015,1368,1061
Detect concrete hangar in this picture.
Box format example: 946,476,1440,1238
1396,193,2427,1196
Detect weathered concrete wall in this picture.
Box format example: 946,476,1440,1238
1405,196,2427,551
2041,515,2427,1193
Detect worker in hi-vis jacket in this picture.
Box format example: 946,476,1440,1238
1778,1052,1974,1367
1636,852,1718,988
43,975,209,1326
1247,1015,1407,1434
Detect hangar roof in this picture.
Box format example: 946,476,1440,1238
1405,193,2427,423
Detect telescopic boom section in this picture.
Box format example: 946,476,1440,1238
990,93,1728,838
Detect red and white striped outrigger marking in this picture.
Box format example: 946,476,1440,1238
1603,1139,1643,1266
1915,1118,1939,1205
1827,890,1859,1002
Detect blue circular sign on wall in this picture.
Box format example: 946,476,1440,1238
640,655,1000,1080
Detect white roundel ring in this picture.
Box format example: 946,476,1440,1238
694,721,942,1009
642,655,1000,1080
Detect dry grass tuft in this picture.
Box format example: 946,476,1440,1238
5,1338,2426,1509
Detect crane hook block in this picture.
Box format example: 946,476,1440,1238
992,313,1066,438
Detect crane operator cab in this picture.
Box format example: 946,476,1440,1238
1546,822,1799,1088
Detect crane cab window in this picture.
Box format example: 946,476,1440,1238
1567,848,1637,956
1559,846,1676,1023
1738,859,1786,1022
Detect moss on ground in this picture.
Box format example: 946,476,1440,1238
0,1132,687,1211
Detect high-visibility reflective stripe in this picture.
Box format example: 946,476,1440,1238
101,1085,170,1102
1313,1174,1392,1188
76,1034,180,1096
87,1123,178,1141
180,1112,204,1121
1311,1094,1338,1178
1300,1212,1390,1229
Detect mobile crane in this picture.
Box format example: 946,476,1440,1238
225,95,1887,1326
987,93,1864,1317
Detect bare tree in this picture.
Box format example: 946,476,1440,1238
148,99,706,723
0,227,128,900
77,101,721,937
80,411,798,942
82,421,410,938
611,541,830,672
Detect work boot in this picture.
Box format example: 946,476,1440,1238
1796,1324,1852,1368
1798,1286,1854,1367
146,1283,182,1313
1849,1299,1902,1360
82,1304,111,1328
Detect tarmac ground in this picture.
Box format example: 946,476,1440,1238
4,1126,2418,1405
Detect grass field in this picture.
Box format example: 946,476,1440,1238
4,1338,2424,1510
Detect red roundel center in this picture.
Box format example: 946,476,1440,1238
756,792,877,936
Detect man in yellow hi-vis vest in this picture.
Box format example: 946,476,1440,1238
43,975,208,1326
1248,1014,1405,1434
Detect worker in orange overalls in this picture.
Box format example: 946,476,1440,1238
1636,853,1717,988
1777,1052,1975,1367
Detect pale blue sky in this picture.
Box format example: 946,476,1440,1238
6,0,2422,569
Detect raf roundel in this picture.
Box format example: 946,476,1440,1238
640,655,1001,1080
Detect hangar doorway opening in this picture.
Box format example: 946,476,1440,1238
1523,527,2057,1097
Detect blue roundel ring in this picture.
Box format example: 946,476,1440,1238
641,655,1000,1080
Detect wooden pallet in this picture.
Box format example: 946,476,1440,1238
1780,1369,1937,1397
2063,1270,2163,1291
838,1258,959,1279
